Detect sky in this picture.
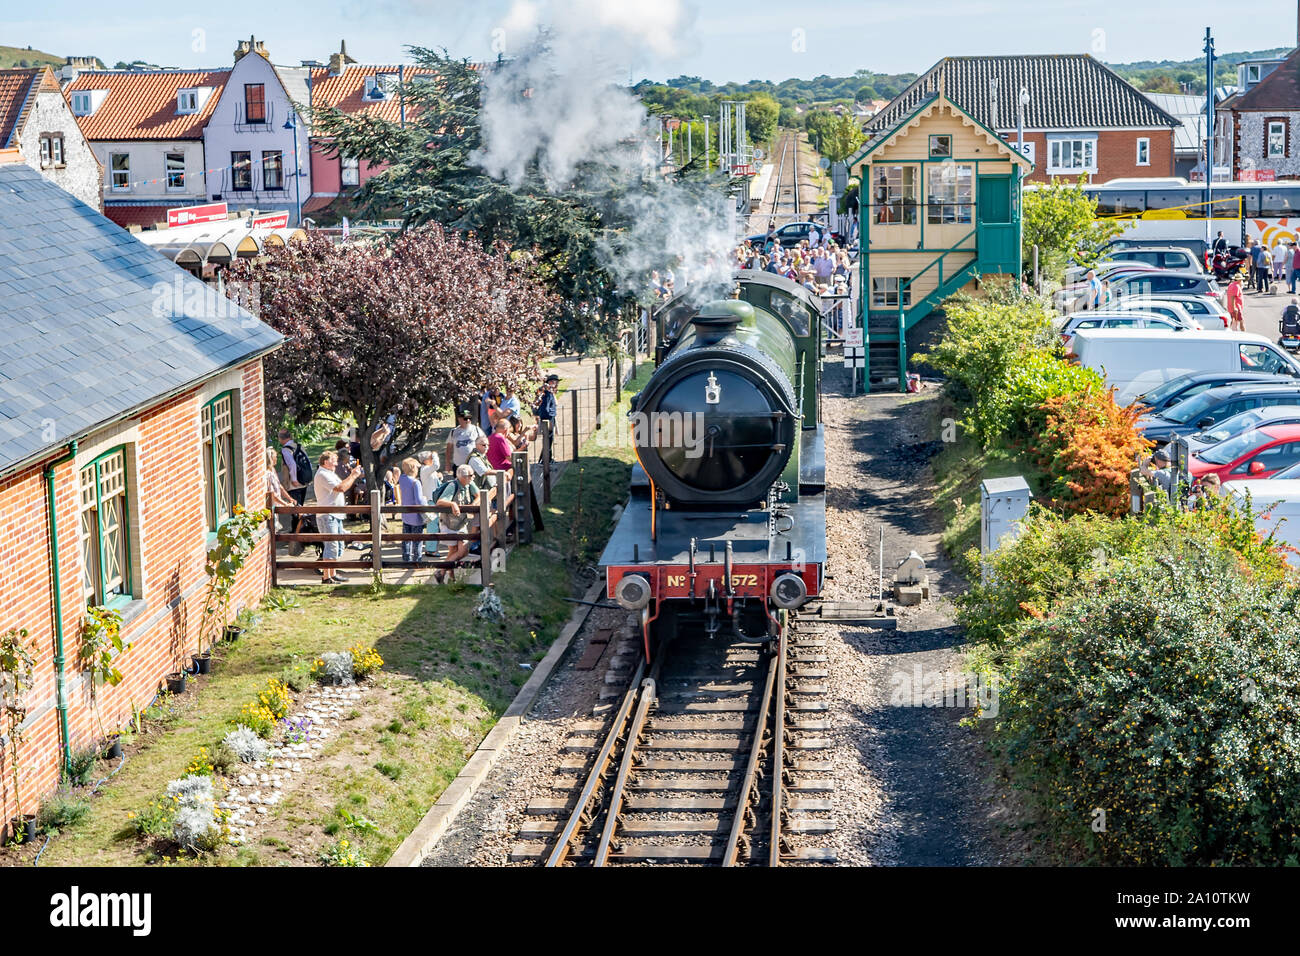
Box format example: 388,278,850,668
6,0,1288,82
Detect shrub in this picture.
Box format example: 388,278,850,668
349,645,384,680
257,678,293,720
1034,386,1150,516
234,702,276,739
914,293,1056,440
994,547,1300,864
184,746,215,777
67,745,100,788
222,725,269,763
319,837,368,867
986,351,1106,449
128,799,173,838
959,499,1293,649
165,775,227,852
312,652,354,685
38,789,91,834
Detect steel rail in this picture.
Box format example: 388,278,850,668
720,636,780,866
767,622,788,866
545,657,647,867
593,676,657,866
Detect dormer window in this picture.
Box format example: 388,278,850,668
1248,64,1261,84
177,88,199,114
71,91,92,115
364,73,398,101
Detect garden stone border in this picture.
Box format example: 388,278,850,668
386,578,604,867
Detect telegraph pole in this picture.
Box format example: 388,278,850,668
1204,27,1216,246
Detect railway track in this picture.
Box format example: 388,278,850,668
750,129,803,231
510,618,837,866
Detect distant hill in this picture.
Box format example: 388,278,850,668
1105,47,1293,94
0,45,103,70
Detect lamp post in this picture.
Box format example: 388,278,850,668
283,113,302,227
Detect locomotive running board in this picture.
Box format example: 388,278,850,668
800,601,898,629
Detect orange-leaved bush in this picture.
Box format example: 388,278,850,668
1034,386,1151,517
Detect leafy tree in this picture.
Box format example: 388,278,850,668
1021,178,1128,283
225,228,557,487
311,48,627,354
742,93,780,144
817,113,865,163
855,85,875,104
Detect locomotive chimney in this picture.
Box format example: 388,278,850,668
691,300,752,345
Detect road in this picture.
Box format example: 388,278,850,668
1242,280,1298,342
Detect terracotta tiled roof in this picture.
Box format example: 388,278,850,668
65,69,230,141
306,64,443,128
866,55,1180,135
0,68,47,149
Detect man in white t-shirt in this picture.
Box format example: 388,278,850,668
445,407,485,469
313,449,363,584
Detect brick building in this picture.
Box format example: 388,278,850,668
864,55,1180,184
0,162,282,835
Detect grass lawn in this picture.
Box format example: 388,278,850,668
24,364,652,867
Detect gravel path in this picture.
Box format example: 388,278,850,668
819,358,1026,865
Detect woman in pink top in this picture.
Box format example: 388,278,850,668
487,420,515,475
1225,276,1245,332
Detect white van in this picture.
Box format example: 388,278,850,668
1223,479,1300,568
1069,329,1300,405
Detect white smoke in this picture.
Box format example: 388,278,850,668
473,0,738,303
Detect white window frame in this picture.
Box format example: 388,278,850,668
364,74,397,101
1248,64,1262,84
110,152,130,191
341,155,360,186
165,151,186,191
70,91,92,115
177,88,199,114
1047,135,1097,175
39,136,51,167
1269,121,1287,159
1136,137,1151,167
871,276,913,308
926,163,973,224
51,135,63,166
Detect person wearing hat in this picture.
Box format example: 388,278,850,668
534,374,559,426
1148,447,1174,497
445,406,485,470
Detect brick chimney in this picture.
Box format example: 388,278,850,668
234,35,270,63
327,40,356,77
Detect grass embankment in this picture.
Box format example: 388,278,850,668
33,365,651,867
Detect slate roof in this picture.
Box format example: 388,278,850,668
865,55,1180,135
1225,48,1300,111
65,69,229,140
1145,93,1206,153
0,163,282,476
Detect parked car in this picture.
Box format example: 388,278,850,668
746,220,845,249
1182,405,1300,456
1189,424,1300,481
1108,300,1202,330
1065,246,1204,284
1122,293,1230,328
1057,310,1189,350
1111,271,1221,303
1140,383,1300,442
1135,371,1299,414
1055,264,1165,311
1095,236,1210,263
1069,329,1300,404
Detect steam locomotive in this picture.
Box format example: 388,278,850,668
600,271,826,659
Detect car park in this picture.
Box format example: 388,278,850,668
1069,329,1300,404
1057,310,1189,349
1189,424,1300,482
1139,383,1300,442
1110,271,1221,303
1181,405,1300,456
1135,371,1299,414
1055,263,1166,310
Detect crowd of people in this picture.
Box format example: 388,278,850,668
272,373,562,583
735,221,853,299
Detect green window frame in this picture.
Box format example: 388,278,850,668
79,446,132,609
202,391,239,531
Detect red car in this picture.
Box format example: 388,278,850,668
1188,424,1300,481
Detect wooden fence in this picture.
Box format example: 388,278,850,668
269,452,532,587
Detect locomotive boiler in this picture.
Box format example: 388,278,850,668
600,271,827,658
